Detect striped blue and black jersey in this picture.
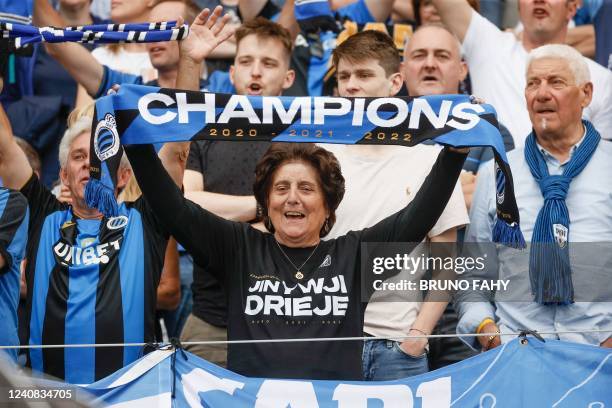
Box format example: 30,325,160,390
21,175,168,384
288,0,400,96
0,188,28,362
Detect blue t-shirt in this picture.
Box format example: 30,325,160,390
0,188,28,362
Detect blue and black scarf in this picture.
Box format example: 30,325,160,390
0,21,188,50
86,84,526,249
525,120,600,304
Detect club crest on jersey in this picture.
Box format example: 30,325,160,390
107,215,128,230
553,223,568,248
495,166,505,205
94,113,120,161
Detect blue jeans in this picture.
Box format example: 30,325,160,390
362,339,429,381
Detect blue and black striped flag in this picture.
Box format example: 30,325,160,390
0,20,188,50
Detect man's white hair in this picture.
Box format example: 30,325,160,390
58,116,131,169
526,44,590,85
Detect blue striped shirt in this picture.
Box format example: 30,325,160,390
0,188,28,362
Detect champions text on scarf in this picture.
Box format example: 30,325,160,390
87,84,525,248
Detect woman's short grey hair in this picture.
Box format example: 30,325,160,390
526,44,590,85
58,116,130,169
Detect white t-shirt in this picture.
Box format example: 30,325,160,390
92,46,156,82
463,11,612,146
322,144,469,339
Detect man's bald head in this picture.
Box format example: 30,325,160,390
402,24,467,96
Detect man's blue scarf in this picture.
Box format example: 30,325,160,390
525,120,600,304
86,84,526,249
0,21,188,50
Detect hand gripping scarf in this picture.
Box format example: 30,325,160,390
0,21,188,50
86,84,526,249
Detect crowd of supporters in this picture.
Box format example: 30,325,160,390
0,0,610,384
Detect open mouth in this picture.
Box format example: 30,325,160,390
422,75,439,83
247,83,263,95
536,107,556,114
533,7,549,18
284,211,305,220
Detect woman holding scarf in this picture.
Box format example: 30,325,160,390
114,4,470,381
125,140,467,380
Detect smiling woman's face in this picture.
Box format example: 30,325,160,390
267,160,329,247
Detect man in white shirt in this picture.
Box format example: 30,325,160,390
457,44,612,351
326,28,469,380
430,0,612,146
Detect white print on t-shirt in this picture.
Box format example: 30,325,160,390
53,239,121,267
319,255,332,268
245,275,349,317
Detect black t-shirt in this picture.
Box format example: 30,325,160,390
186,140,270,327
20,175,167,383
187,140,270,195
126,144,465,380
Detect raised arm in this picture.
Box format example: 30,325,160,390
239,0,272,21
125,144,235,273
183,145,258,222
176,6,234,89
363,0,395,22
565,25,595,58
126,7,237,266
33,0,104,96
185,191,257,222
175,7,261,222
361,147,467,243
158,6,234,186
276,0,300,42
429,0,473,41
0,103,33,190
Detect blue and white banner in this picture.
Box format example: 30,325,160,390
80,338,612,407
